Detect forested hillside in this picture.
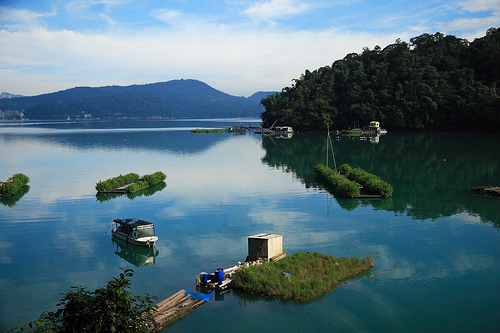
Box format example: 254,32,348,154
261,28,500,131
0,79,269,119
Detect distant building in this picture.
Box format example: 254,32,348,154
0,109,21,120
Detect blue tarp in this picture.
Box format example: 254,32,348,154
184,290,214,302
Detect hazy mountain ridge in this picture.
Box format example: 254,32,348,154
0,92,24,99
0,79,275,119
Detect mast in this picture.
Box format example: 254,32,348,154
326,124,337,170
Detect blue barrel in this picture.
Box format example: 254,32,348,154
201,273,211,283
214,268,224,283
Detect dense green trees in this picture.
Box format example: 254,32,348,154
261,28,500,131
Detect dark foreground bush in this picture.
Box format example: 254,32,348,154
233,251,373,303
0,173,30,196
315,164,360,198
24,269,157,333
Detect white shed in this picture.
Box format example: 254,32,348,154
247,233,284,261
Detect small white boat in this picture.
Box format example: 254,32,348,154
111,218,158,247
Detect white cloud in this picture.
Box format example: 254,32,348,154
0,6,56,30
441,0,500,38
0,15,402,96
150,8,183,24
458,0,500,12
0,1,495,96
243,0,313,21
65,0,131,13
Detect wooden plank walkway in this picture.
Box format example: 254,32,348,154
149,289,213,331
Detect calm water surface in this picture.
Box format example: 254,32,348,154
0,119,499,332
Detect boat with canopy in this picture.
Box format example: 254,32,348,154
111,218,158,247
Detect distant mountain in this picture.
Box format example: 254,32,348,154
0,92,24,99
0,79,268,120
247,91,277,104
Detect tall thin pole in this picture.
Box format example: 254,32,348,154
326,124,337,170
326,124,329,167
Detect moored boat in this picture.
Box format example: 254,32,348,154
111,218,158,247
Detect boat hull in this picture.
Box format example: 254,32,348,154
112,230,157,247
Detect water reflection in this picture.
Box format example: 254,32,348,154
112,239,159,267
0,185,30,207
1,122,499,332
0,119,262,154
260,132,500,227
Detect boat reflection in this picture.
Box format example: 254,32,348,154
112,237,159,267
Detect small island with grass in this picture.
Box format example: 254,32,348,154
0,173,30,197
191,128,230,134
315,163,393,198
232,251,374,303
95,171,166,193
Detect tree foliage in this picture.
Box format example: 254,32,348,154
23,269,157,333
261,28,500,131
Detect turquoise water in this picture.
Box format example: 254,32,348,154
0,120,499,332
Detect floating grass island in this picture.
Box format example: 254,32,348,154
96,181,167,202
96,171,166,193
315,163,393,198
191,128,229,134
0,173,30,197
232,251,374,303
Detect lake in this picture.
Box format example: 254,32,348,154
0,119,499,332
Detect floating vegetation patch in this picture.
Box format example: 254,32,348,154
232,251,374,303
315,164,393,198
340,164,393,197
95,173,140,192
0,173,30,197
315,164,360,198
191,128,229,134
96,171,166,193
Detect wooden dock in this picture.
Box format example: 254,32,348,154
149,289,213,331
472,186,500,196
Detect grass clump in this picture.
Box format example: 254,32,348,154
142,171,166,186
232,251,373,303
0,173,30,196
340,164,393,197
126,181,149,193
95,171,166,193
191,128,227,134
315,164,360,198
96,173,140,192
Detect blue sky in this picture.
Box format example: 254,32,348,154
1,0,499,97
